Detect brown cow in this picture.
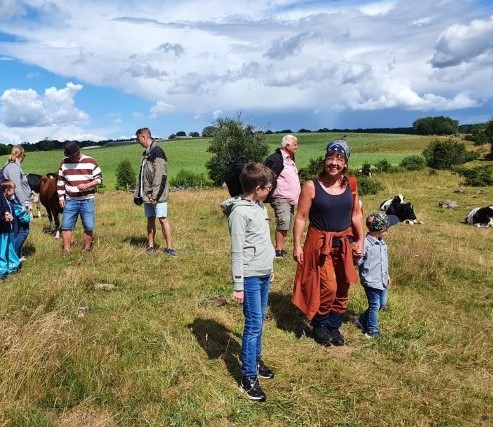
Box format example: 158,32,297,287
39,173,63,238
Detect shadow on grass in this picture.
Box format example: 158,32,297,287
268,291,311,339
189,318,242,382
122,235,148,247
22,242,37,257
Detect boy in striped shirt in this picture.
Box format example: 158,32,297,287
57,141,102,254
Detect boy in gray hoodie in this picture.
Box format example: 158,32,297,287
220,162,276,402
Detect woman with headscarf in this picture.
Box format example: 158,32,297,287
3,145,31,259
292,140,364,347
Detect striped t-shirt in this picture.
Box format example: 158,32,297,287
57,154,102,200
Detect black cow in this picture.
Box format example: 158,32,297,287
225,161,245,197
379,194,404,212
465,206,493,227
386,202,417,223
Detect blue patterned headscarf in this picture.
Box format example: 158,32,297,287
326,140,350,160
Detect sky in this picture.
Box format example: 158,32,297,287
0,0,493,144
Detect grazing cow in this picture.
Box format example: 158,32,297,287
27,173,43,218
379,194,405,212
39,173,63,238
464,206,493,227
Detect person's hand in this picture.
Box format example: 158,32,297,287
270,272,275,284
59,198,65,209
293,246,303,265
4,212,13,222
149,197,157,205
77,183,90,191
352,240,363,258
232,290,244,303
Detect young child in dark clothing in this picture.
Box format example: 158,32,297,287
0,179,21,279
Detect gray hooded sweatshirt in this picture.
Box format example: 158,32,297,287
220,197,275,291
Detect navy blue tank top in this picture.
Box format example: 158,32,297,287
309,179,353,232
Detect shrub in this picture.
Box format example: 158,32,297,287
205,116,269,186
422,138,468,169
170,169,212,188
399,155,426,171
453,166,493,187
298,156,323,184
374,159,396,173
356,175,384,196
115,159,136,191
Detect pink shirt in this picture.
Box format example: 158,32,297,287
271,149,301,205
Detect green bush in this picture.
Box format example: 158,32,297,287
422,138,468,169
453,166,493,187
399,155,426,171
205,116,269,186
298,155,323,184
170,169,212,188
374,159,398,173
115,159,136,190
356,175,384,196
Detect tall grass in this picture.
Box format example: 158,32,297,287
0,163,492,425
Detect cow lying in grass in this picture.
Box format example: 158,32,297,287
464,206,493,227
380,194,422,224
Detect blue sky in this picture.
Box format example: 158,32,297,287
1,0,492,143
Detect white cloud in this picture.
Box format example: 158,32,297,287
431,15,493,68
0,0,492,142
1,82,88,127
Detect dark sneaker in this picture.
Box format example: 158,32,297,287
275,250,284,258
146,247,155,255
312,324,332,346
239,376,266,401
364,331,382,339
328,328,345,346
257,360,275,379
164,248,177,256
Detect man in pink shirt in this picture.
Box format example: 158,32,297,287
264,135,301,258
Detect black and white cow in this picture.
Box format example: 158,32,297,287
380,194,420,224
27,173,43,218
464,206,493,227
379,194,405,212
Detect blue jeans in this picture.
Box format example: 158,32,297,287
61,199,95,231
14,221,29,257
361,286,387,334
241,275,271,378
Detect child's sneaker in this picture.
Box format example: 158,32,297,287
257,360,275,379
239,376,266,401
146,247,155,255
364,331,382,339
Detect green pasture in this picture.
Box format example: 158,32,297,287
1,132,438,190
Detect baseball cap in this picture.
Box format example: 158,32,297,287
366,212,399,231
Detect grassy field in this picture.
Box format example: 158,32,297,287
0,135,492,426
1,132,436,190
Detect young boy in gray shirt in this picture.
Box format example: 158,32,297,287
220,162,276,402
355,212,399,338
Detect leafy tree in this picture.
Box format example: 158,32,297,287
413,116,459,135
422,138,468,169
485,117,493,155
205,116,269,186
188,131,200,137
115,159,136,190
471,125,488,146
176,131,186,137
168,134,176,140
201,126,217,138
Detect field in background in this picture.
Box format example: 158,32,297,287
1,132,438,190
0,134,491,426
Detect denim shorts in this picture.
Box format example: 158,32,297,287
61,198,95,231
144,202,168,218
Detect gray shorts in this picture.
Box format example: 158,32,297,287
270,198,295,231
